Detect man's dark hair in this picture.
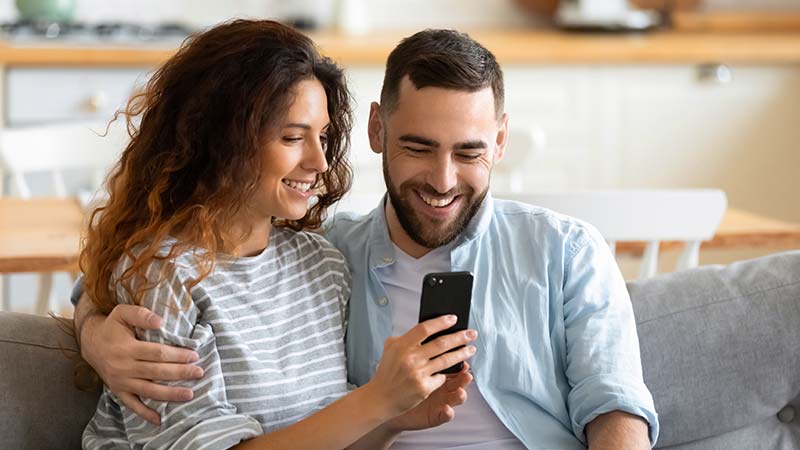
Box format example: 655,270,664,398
380,29,504,119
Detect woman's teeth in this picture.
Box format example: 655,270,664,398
420,193,455,208
282,179,312,192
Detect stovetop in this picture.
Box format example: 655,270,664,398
0,21,194,45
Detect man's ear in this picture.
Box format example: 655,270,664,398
493,112,509,163
368,102,385,154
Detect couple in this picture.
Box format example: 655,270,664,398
73,19,658,450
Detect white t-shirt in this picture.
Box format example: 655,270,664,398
376,243,526,450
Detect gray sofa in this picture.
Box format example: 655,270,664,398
2,251,799,450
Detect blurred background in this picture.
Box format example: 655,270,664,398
0,0,799,315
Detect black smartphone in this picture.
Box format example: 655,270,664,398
418,271,474,374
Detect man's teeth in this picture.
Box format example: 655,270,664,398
420,193,455,208
282,179,312,192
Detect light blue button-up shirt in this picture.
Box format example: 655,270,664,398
325,193,659,449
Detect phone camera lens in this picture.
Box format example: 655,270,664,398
428,277,437,287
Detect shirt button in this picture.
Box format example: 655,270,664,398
778,405,796,423
377,296,389,306
382,256,394,264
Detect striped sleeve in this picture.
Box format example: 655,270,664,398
115,261,263,450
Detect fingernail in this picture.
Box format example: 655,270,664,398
180,390,194,401
447,315,457,323
465,330,477,339
467,345,476,354
192,367,204,378
188,352,200,363
148,314,162,328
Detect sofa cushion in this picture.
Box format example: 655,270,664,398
630,250,800,449
0,312,100,450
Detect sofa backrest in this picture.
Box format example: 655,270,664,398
631,250,800,449
0,312,100,450
1,251,798,450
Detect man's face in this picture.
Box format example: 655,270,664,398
369,77,508,249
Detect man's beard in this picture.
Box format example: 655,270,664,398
383,154,488,249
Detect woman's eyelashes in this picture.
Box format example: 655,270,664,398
281,135,328,148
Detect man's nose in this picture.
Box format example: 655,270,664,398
427,156,457,194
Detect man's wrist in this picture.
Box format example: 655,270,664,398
74,300,102,358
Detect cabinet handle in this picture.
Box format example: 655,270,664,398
696,64,733,84
83,92,108,112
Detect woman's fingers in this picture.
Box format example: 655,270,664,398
427,344,476,375
404,315,458,345
420,329,477,360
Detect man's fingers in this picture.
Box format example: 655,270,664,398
130,362,204,382
443,371,472,392
133,341,199,364
113,304,162,330
447,387,468,406
436,404,455,425
118,392,161,426
127,379,194,402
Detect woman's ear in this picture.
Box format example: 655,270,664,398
368,102,385,155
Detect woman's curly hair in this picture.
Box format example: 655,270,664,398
80,19,353,314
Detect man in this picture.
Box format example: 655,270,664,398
74,29,658,449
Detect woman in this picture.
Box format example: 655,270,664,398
80,20,475,450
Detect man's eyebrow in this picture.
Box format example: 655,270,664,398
453,140,487,150
399,134,440,148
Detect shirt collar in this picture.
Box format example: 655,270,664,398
366,191,495,269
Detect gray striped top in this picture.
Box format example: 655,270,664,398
82,227,351,450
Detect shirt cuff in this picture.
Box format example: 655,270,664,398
568,373,660,446
70,275,85,306
158,415,263,450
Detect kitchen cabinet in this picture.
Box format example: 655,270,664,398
6,67,150,126
343,64,800,224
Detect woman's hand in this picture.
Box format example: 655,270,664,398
387,362,473,431
364,314,477,420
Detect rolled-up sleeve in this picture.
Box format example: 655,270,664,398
562,225,659,446
118,265,262,450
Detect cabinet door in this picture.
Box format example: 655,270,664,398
6,67,151,126
617,65,800,222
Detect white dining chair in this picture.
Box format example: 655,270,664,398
0,121,125,314
494,125,547,193
500,190,728,279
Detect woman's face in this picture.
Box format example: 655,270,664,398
252,78,330,221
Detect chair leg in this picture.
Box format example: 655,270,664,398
0,275,8,311
639,241,660,279
675,240,702,271
35,273,54,315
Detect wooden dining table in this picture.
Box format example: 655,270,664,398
0,197,85,273
1,197,800,274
